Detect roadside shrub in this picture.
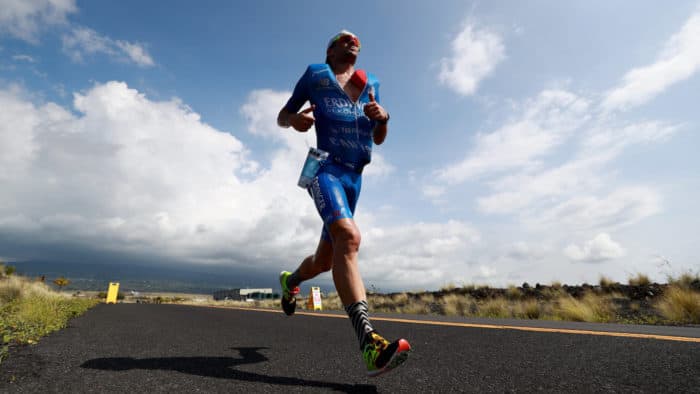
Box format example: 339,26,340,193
514,299,541,319
506,285,522,300
441,294,470,316
477,298,510,318
655,286,700,324
668,272,700,289
556,293,616,323
628,273,651,287
599,276,615,288
0,276,22,304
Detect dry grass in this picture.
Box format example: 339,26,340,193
667,272,699,288
0,275,61,306
599,276,615,288
506,285,522,300
0,273,99,362
514,299,541,319
441,294,471,316
555,293,616,322
655,285,700,324
130,273,700,326
628,273,651,286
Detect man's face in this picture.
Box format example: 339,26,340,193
328,34,360,62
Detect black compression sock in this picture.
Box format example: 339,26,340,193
286,269,302,289
345,300,374,350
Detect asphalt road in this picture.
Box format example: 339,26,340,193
1,303,699,393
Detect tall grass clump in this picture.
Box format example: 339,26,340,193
655,285,700,324
667,272,700,289
441,294,471,316
514,299,541,319
599,276,615,288
0,274,99,363
628,273,651,286
555,293,616,323
476,298,510,318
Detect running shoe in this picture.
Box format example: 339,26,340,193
362,331,411,377
279,271,300,316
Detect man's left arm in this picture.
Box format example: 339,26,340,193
364,91,389,145
373,119,388,145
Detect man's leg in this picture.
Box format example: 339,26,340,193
280,237,334,316
328,217,411,377
286,238,334,290
328,218,365,304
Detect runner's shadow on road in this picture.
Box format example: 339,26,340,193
81,347,376,393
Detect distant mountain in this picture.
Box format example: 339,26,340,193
9,260,283,294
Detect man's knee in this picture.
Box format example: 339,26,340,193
330,221,361,251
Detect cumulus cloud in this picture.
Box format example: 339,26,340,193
0,0,76,43
360,220,481,289
62,26,155,67
564,233,626,262
0,82,464,290
438,21,505,96
0,82,318,268
602,8,700,111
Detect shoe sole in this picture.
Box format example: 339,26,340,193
367,339,411,378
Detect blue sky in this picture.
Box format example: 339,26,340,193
1,0,699,291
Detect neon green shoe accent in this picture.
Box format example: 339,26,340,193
279,271,293,297
362,332,390,373
362,332,412,377
279,271,299,316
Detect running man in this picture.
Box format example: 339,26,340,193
276,30,411,377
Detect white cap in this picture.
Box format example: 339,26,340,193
327,29,359,49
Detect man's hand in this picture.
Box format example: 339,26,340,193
289,105,316,132
363,93,388,122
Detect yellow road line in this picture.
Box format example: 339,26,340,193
213,305,700,343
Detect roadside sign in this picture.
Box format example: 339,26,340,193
106,282,120,304
306,286,322,310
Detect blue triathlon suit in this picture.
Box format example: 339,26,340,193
284,63,381,242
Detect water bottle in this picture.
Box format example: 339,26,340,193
298,147,329,188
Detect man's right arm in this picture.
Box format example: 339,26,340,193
277,108,294,128
279,66,314,131
278,106,316,132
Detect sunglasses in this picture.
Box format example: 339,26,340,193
332,34,361,50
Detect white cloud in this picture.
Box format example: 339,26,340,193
62,26,155,67
435,90,590,185
0,82,319,267
602,8,700,111
363,152,395,178
12,54,36,63
360,220,481,289
474,116,678,219
115,40,155,67
0,0,76,43
240,89,308,145
438,21,505,96
538,187,661,232
564,233,626,263
0,82,449,290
